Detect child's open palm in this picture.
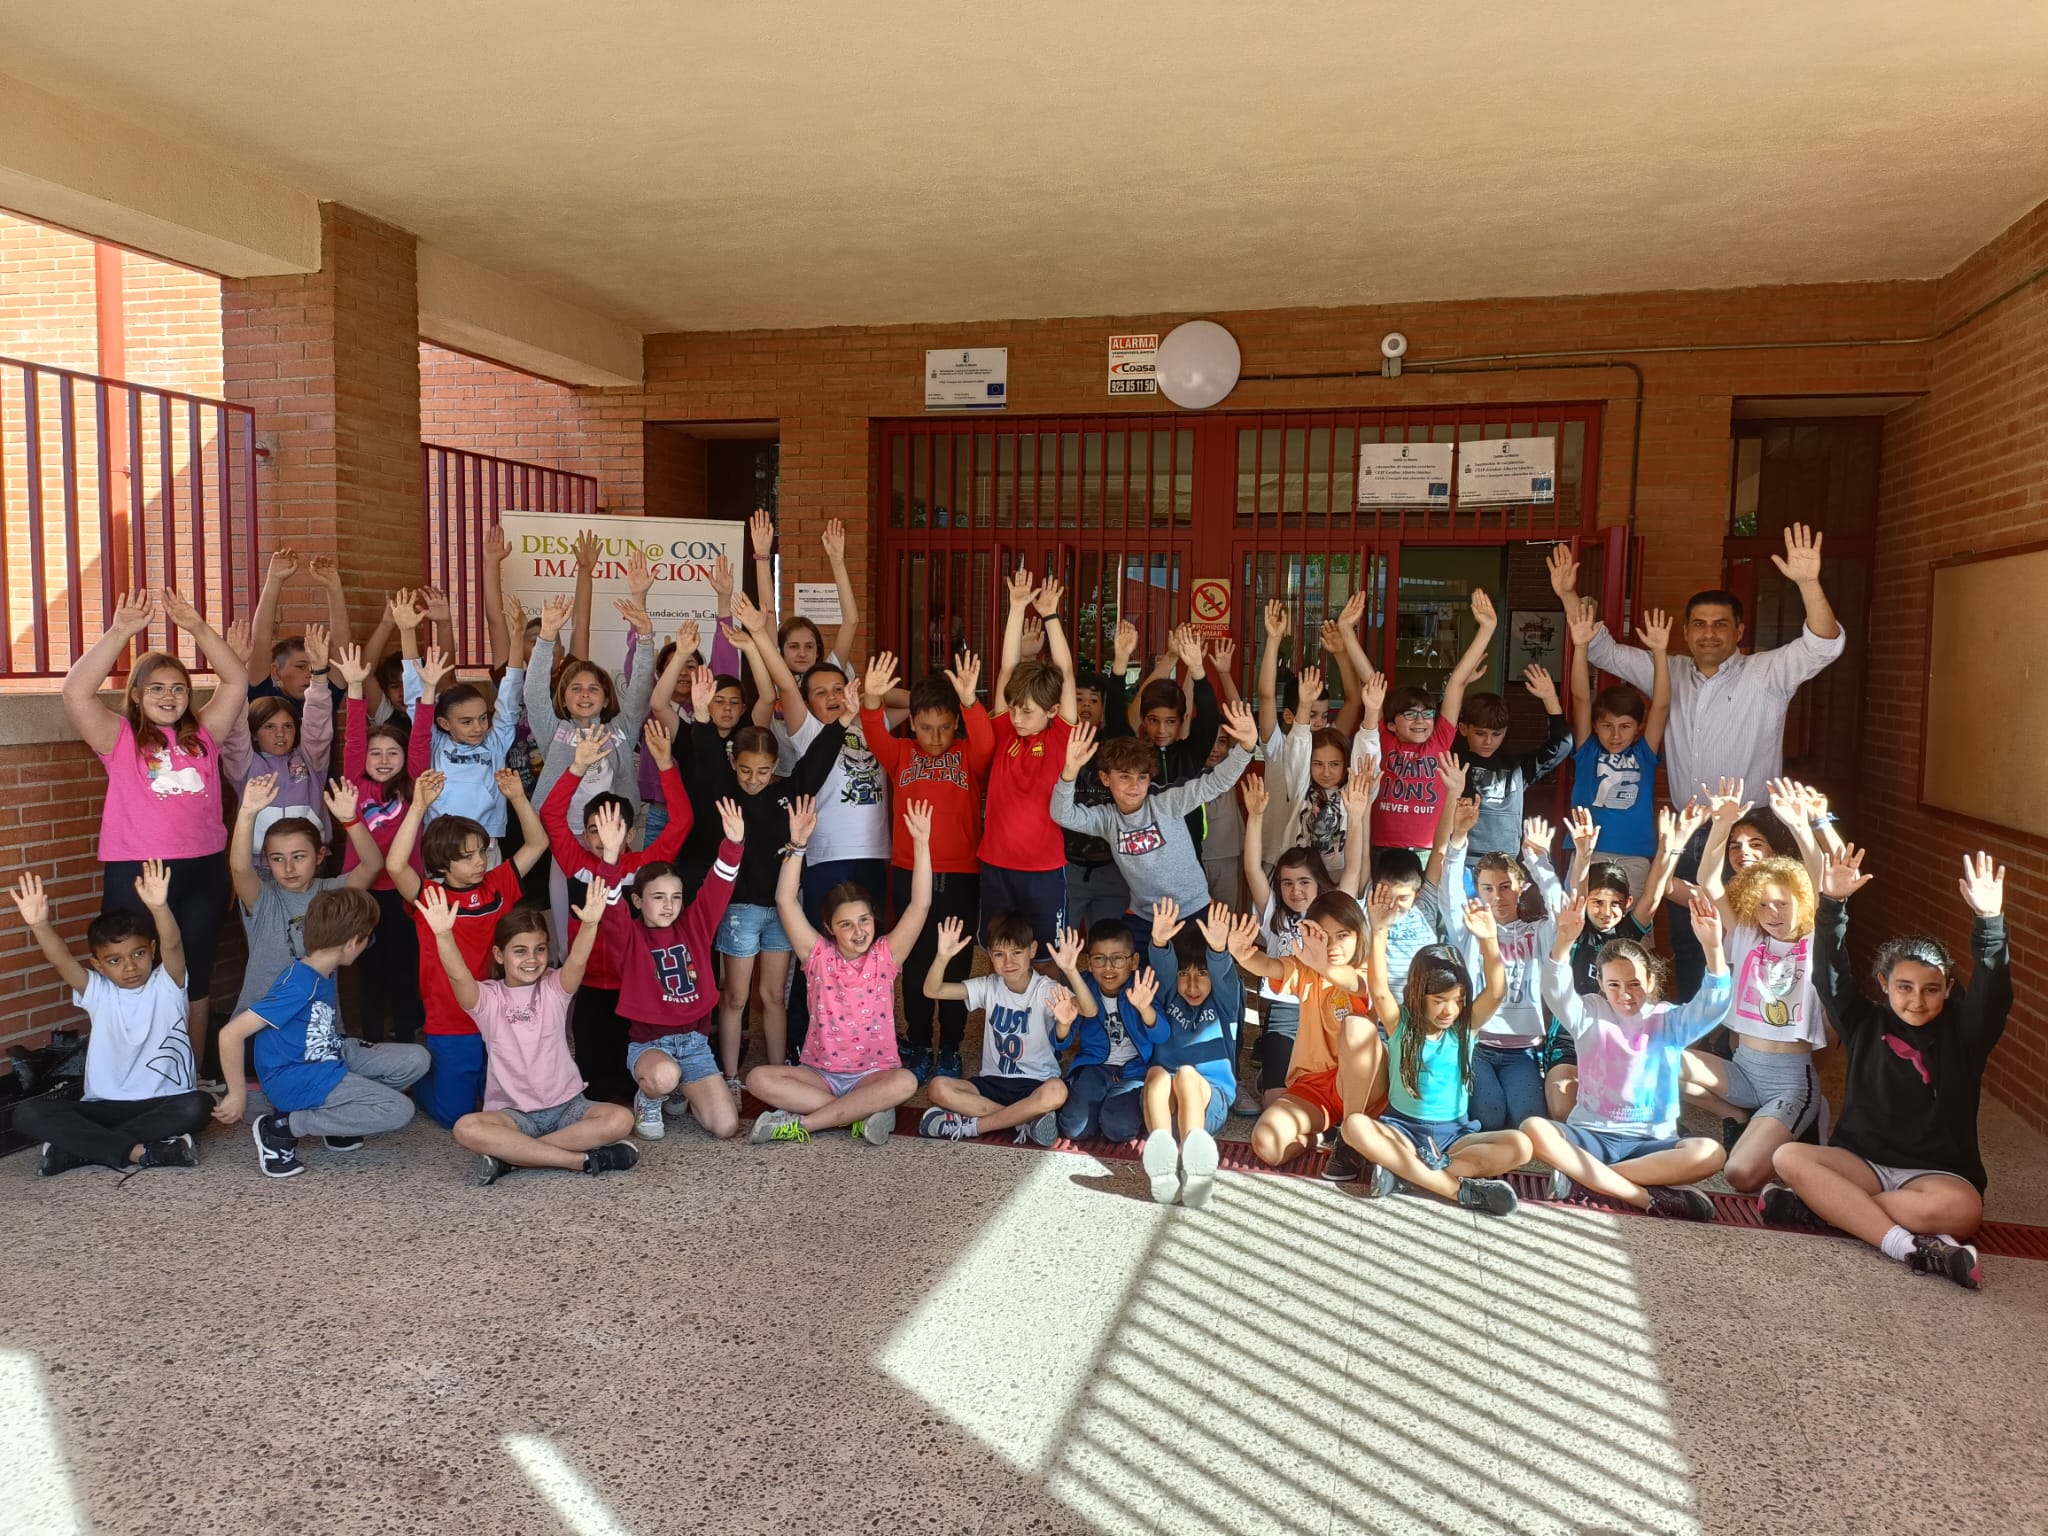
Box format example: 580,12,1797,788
1821,845,1873,902
786,795,819,847
707,553,734,602
1112,620,1139,673
935,916,971,960
1241,772,1269,817
716,797,746,845
1523,664,1559,709
945,650,981,705
573,531,601,574
903,799,934,845
1051,985,1079,1034
1127,966,1159,1012
1687,888,1725,951
134,860,173,910
1031,576,1065,618
590,800,630,863
1342,766,1378,820
1194,902,1233,951
576,875,611,927
538,594,574,641
688,665,718,719
1263,599,1288,642
303,623,330,673
389,588,426,631
821,519,847,562
1437,750,1468,802
1635,608,1672,654
1220,699,1258,749
243,772,279,814
1226,910,1262,963
749,507,775,560
324,777,360,824
1462,898,1499,945
1296,665,1325,714
1047,925,1084,974
1959,851,2004,917
1150,896,1184,948
1566,596,1602,649
1005,565,1036,609
1554,891,1588,945
570,723,610,776
1365,884,1401,934
864,653,900,706
1567,806,1599,850
642,716,673,770
413,769,445,808
1522,816,1555,859
418,644,454,694
10,872,50,928
1294,919,1332,975
1064,720,1099,777
416,885,458,935
494,767,527,803
335,643,371,688
108,588,155,640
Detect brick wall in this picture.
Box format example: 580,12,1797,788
1865,196,2048,1130
419,342,637,505
0,738,113,1052
0,211,98,367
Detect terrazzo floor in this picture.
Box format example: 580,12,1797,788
5,1081,2048,1536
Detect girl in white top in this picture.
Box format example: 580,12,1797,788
1684,783,1831,1192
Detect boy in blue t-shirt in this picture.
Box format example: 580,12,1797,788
213,888,430,1179
1057,918,1164,1143
1566,602,1672,900
1138,898,1253,1209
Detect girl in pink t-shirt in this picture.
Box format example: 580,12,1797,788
744,793,934,1147
63,587,248,1078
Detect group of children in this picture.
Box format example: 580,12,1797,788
15,520,2014,1291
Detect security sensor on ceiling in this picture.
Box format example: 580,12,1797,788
1380,331,1407,378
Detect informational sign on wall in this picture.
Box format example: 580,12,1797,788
1107,333,1159,395
925,348,1009,410
1458,436,1557,505
1188,576,1233,640
498,511,740,674
1357,442,1454,507
794,582,843,625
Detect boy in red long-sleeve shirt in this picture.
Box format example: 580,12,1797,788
860,649,994,1079
541,719,694,1108
602,797,743,1143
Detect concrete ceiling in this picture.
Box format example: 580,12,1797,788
3,2,2046,334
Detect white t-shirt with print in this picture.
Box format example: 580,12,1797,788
1726,923,1828,1048
963,971,1063,1082
788,710,891,865
76,968,195,1101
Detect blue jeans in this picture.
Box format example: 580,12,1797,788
1469,1043,1547,1131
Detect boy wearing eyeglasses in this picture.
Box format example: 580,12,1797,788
1368,590,1497,851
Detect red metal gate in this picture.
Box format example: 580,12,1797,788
875,403,1617,691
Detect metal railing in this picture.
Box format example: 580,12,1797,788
421,443,599,666
0,354,258,678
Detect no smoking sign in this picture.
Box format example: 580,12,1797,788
1189,577,1233,639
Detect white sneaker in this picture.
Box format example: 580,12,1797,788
633,1093,666,1140
1180,1128,1221,1209
1141,1128,1180,1205
664,1089,691,1119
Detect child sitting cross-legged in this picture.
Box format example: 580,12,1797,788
747,795,928,1147
1523,890,1733,1220
1764,850,2010,1290
1337,885,1530,1215
11,866,211,1175
917,913,1075,1147
1137,899,1259,1208
604,798,747,1143
212,888,431,1178
421,879,640,1185
1057,918,1161,1142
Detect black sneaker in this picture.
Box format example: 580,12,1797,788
1720,1117,1745,1153
35,1142,85,1177
1908,1235,1982,1291
583,1141,641,1176
141,1134,198,1169
323,1136,365,1153
1758,1182,1817,1229
251,1113,304,1179
1645,1185,1715,1222
1457,1177,1520,1217
1320,1142,1366,1182
901,1043,932,1085
1361,1161,1397,1199
471,1153,512,1187
934,1049,963,1079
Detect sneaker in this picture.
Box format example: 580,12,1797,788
36,1142,85,1177
918,1108,977,1141
251,1113,304,1179
1719,1116,1747,1153
1362,1161,1398,1200
725,1076,745,1099
1645,1185,1716,1222
1546,1168,1576,1203
900,1044,932,1084
471,1153,512,1187
1232,1084,1264,1117
1457,1177,1519,1217
1758,1181,1818,1229
1180,1128,1221,1210
1024,1111,1059,1149
583,1141,641,1176
323,1136,364,1153
852,1108,895,1146
1320,1142,1366,1183
1908,1234,1983,1291
141,1134,198,1169
750,1110,810,1146
633,1093,666,1141
1141,1129,1180,1204
934,1049,963,1079
664,1090,691,1119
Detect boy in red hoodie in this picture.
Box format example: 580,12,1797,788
603,798,744,1142
860,649,994,1080
541,719,694,1107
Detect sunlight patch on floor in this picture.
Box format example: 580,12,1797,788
0,1350,85,1536
501,1433,639,1536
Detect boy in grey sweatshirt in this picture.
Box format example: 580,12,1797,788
1051,703,1259,923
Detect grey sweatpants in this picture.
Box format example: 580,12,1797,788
287,1040,431,1139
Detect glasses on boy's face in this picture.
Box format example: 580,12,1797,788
1399,707,1437,721
1088,952,1136,971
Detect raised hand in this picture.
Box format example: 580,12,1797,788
934,916,972,960
1225,909,1263,962
242,772,279,814
1051,986,1080,1032
416,884,458,935
1047,925,1084,974
418,644,454,695
1522,816,1556,859
265,547,301,589
1358,669,1388,715
614,597,653,634
1263,599,1288,642
786,794,818,847
413,769,445,808
389,588,426,631
1772,523,1824,585
1210,636,1236,677
225,618,254,671
494,766,529,803
323,777,360,824
335,643,371,688
538,594,574,641
1241,771,1270,817
1294,918,1331,975
1566,596,1602,649
642,715,673,770
903,799,934,845
688,665,717,720
423,587,453,629
863,652,900,708
1821,845,1873,902
1126,965,1159,1012
308,554,343,592
717,796,746,845
501,589,527,638
1688,887,1724,952
673,619,701,661
820,519,847,563
1437,750,1468,802
1567,805,1599,849
1451,796,1480,840
303,623,330,673
1296,664,1326,715
1020,611,1045,659
1338,591,1368,631
575,875,610,928
108,588,155,640
1318,618,1344,659
570,723,610,776
750,507,775,560
944,650,981,705
1366,883,1403,933
1171,623,1204,672
1546,543,1580,601
1031,575,1065,618
158,588,203,633
1150,896,1184,949
1005,566,1036,609
1220,699,1258,749
482,524,511,566
1523,664,1560,709
624,546,654,602
707,553,734,603
1554,891,1588,945
1194,901,1233,951
1342,766,1378,820
573,530,600,574
9,872,50,928
1636,607,1672,654
1470,589,1497,629
732,591,770,637
1959,851,2004,917
1705,776,1751,824
1112,619,1139,673
1064,719,1099,777
590,799,630,863
1462,898,1499,945
133,860,173,911
1663,800,1707,850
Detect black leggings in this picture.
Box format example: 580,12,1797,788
894,868,980,1056
101,852,229,1000
357,887,426,1043
16,1091,213,1169
571,986,636,1105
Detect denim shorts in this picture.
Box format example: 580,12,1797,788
1556,1121,1683,1164
1381,1111,1472,1170
503,1094,592,1138
626,1031,721,1086
717,902,791,958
